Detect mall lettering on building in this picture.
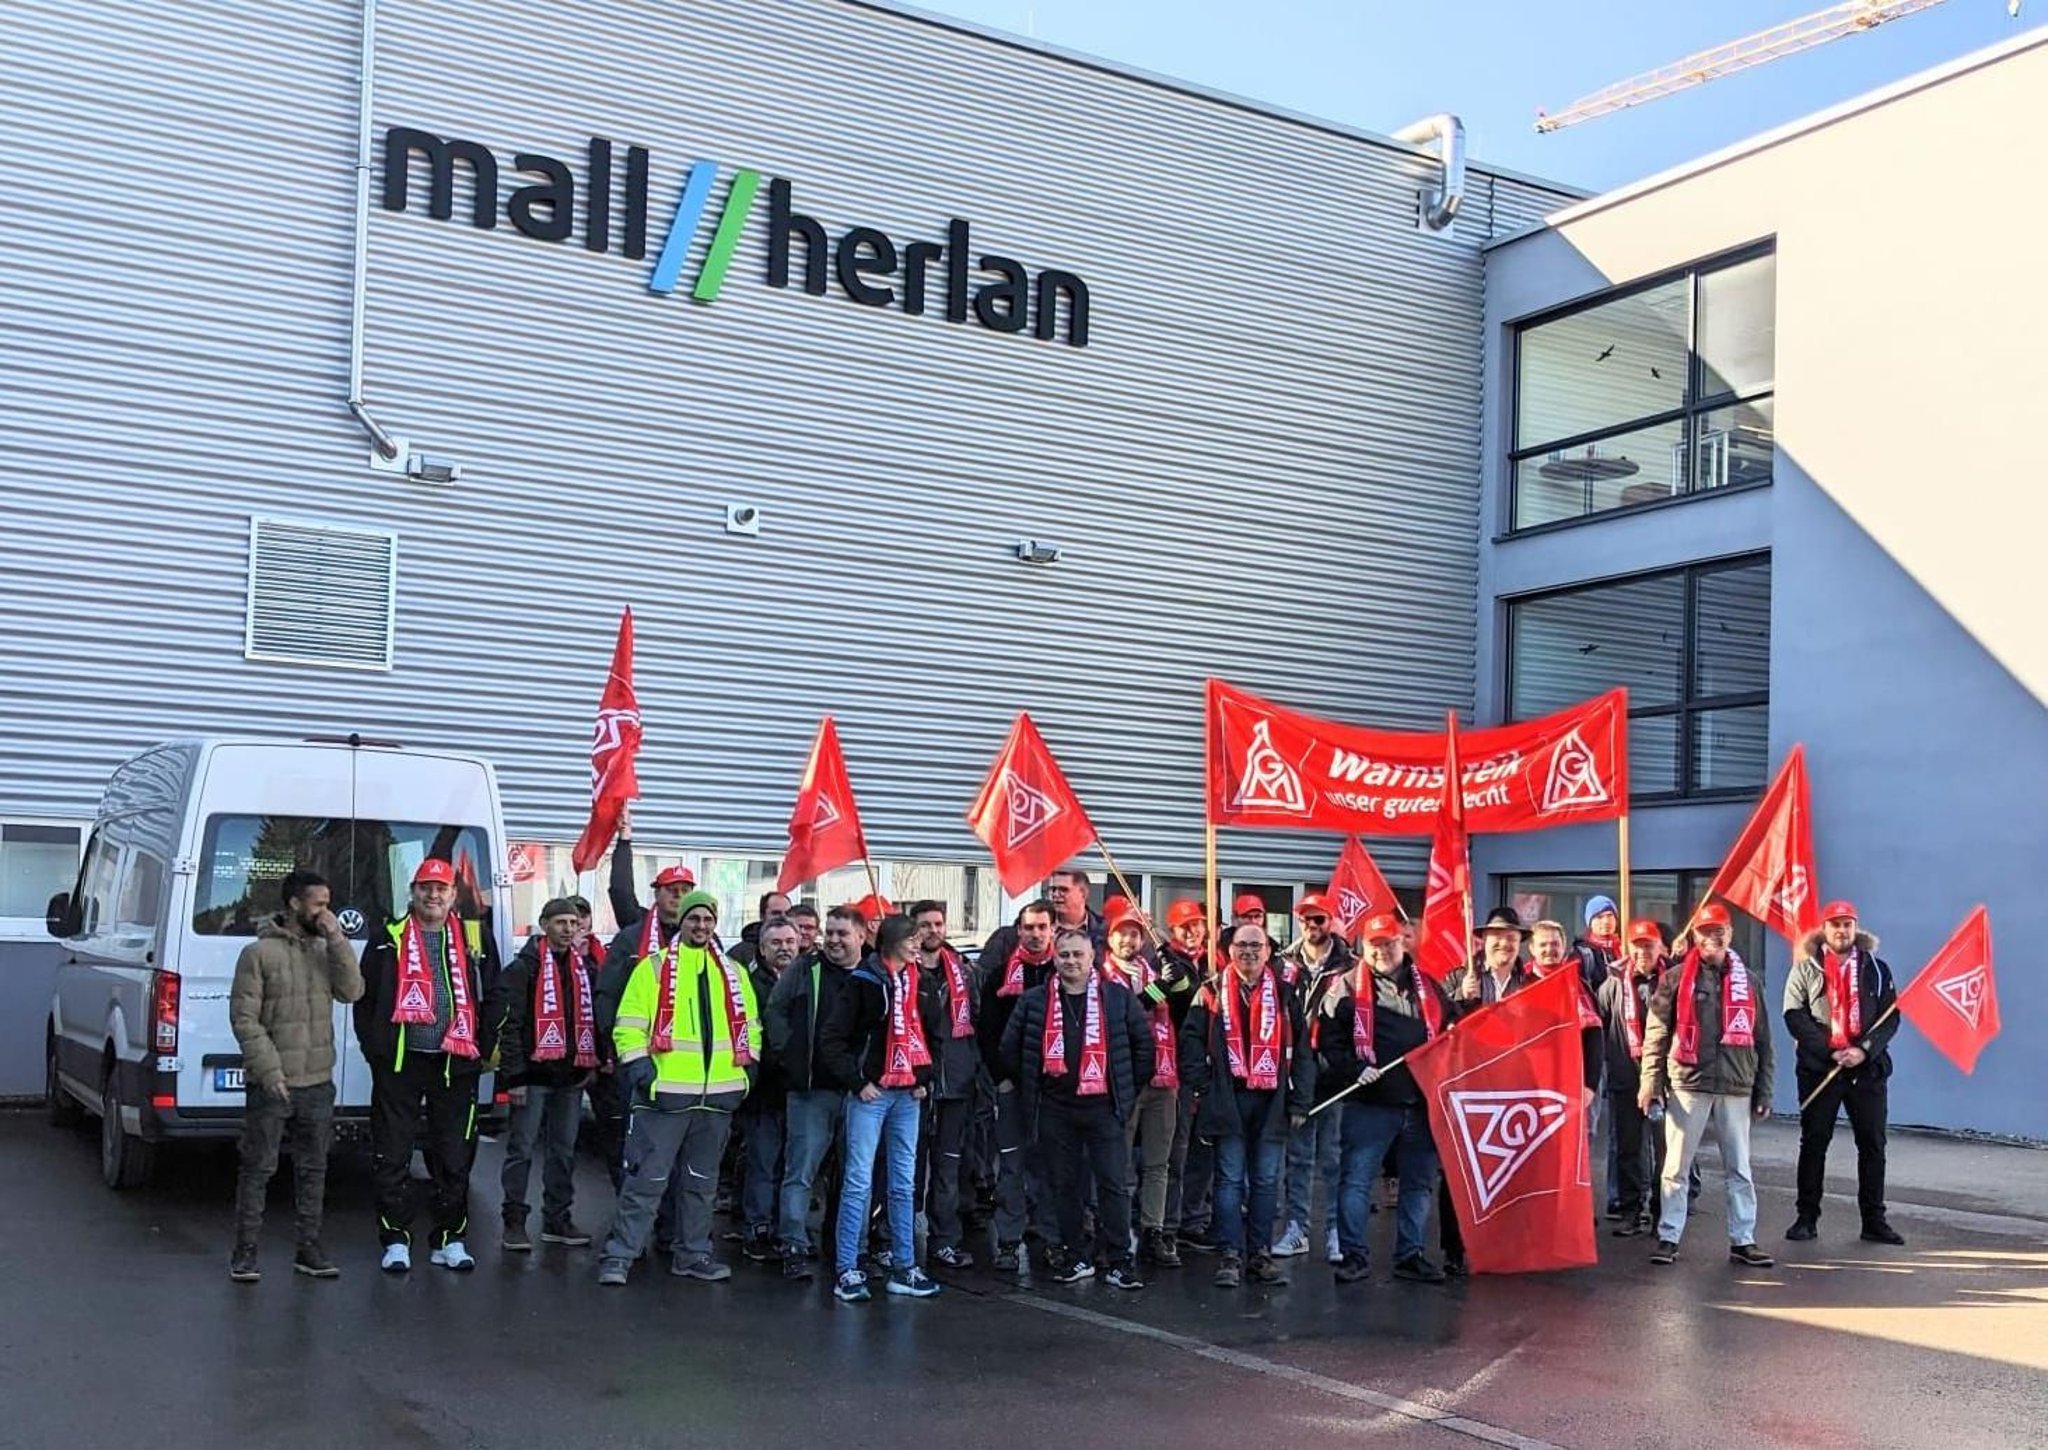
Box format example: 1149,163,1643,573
381,127,1091,347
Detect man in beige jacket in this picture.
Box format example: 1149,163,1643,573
228,869,363,1282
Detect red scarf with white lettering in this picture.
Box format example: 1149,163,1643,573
999,943,1053,998
636,907,669,964
532,942,598,1069
935,947,974,1038
651,940,755,1065
393,916,478,1060
1042,974,1108,1095
1673,948,1754,1066
1103,954,1179,1089
1351,960,1441,1066
1824,948,1862,1051
1219,967,1284,1091
1618,957,1659,1060
880,963,932,1088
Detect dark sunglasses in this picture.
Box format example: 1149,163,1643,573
1301,914,1329,926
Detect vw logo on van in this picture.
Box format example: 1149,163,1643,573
336,908,367,936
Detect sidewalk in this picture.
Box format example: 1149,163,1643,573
1740,1117,2048,1236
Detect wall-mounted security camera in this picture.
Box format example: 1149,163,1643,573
406,454,463,486
725,504,762,537
1014,539,1062,565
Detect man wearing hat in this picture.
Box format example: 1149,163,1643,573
1231,893,1269,931
486,898,600,1254
596,889,763,1287
1158,899,1217,1256
1638,902,1775,1268
1098,900,1185,1268
1276,893,1355,1262
1598,919,1669,1237
1458,907,1531,1005
353,857,501,1273
1783,901,1904,1245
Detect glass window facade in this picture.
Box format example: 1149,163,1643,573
1499,871,1764,973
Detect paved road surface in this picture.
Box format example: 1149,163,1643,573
1,1110,2041,1449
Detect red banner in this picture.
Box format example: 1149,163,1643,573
1410,969,1597,1274
1205,680,1628,834
1326,837,1397,939
1897,905,1999,1076
571,608,643,872
967,713,1100,898
1707,743,1821,945
776,716,870,894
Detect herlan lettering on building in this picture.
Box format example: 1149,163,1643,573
381,127,1092,346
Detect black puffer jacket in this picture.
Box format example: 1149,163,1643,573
1000,975,1155,1132
485,939,599,1089
1178,967,1316,1139
816,960,945,1094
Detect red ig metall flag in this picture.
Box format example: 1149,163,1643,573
1707,744,1820,944
1409,968,1598,1274
571,608,643,873
1896,905,2000,1075
776,716,870,894
967,712,1099,898
1327,836,1398,941
1416,712,1471,984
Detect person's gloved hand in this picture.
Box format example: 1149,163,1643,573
620,1057,657,1103
1356,1065,1383,1088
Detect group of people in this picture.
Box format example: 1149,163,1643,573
225,837,1908,1296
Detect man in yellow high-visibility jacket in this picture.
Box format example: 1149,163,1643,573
596,890,762,1286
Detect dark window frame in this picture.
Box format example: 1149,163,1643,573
1505,553,1771,804
1508,240,1776,533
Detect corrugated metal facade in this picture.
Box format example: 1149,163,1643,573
4,0,1577,881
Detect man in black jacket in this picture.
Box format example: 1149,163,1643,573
1179,924,1315,1289
1001,927,1155,1289
486,898,600,1254
765,905,864,1279
914,899,983,1271
1317,914,1455,1284
1277,893,1355,1263
736,916,800,1262
352,858,500,1274
978,899,1059,1270
1597,919,1670,1238
1783,901,1904,1246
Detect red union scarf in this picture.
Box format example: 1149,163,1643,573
999,943,1052,998
1619,960,1658,1061
651,942,755,1066
881,964,932,1088
936,947,974,1039
1352,962,1442,1066
532,943,598,1069
394,916,478,1060
1673,948,1755,1066
637,907,667,965
1219,968,1284,1091
1102,954,1178,1090
1824,949,1863,1050
1042,975,1108,1095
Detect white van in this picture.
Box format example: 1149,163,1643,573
45,736,512,1189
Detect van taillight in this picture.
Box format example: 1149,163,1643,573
153,970,180,1054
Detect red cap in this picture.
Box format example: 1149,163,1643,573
1627,919,1665,945
849,893,894,923
651,865,696,889
1294,893,1333,919
1105,899,1146,935
412,859,455,886
1820,900,1858,923
1166,900,1207,930
1360,913,1402,943
1694,902,1732,931
1231,893,1267,916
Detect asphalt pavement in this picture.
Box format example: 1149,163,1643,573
0,1109,2042,1450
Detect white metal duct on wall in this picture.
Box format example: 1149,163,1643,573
3,0,1580,881
245,516,399,670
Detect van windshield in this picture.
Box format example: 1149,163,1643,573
193,815,493,937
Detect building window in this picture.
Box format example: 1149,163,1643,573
1508,556,1770,800
0,821,84,937
1511,247,1776,530
1498,871,1764,971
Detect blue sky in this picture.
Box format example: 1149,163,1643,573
905,0,2036,191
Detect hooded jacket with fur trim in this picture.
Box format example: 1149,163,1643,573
1783,928,1900,1081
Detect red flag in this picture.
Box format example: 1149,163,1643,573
1409,968,1597,1274
1327,836,1398,940
1707,744,1820,944
776,716,869,893
967,713,1100,897
571,608,643,873
1417,712,1471,984
1896,906,1999,1075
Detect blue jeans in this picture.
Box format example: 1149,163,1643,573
738,1105,784,1235
1211,1106,1285,1256
1282,1107,1342,1230
836,1089,920,1275
500,1082,583,1227
777,1089,843,1252
1338,1101,1440,1264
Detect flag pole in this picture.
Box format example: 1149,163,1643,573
860,856,883,907
1204,823,1219,973
1618,813,1633,933
1095,839,1169,948
1797,1000,1901,1111
1309,1051,1413,1117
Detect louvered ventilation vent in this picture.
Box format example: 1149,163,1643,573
244,516,398,670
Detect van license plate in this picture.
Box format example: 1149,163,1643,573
214,1067,245,1092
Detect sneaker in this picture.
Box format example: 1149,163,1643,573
1247,1254,1289,1286
1861,1221,1905,1246
229,1243,260,1283
429,1241,476,1272
887,1267,942,1298
1334,1252,1372,1284
1104,1264,1144,1291
834,1269,872,1303
596,1256,630,1287
541,1221,593,1248
1325,1226,1343,1265
1605,1200,1625,1220
381,1242,411,1274
1650,1240,1680,1265
1785,1218,1818,1242
782,1250,816,1282
1179,1226,1220,1254
502,1220,533,1254
1443,1255,1469,1279
1148,1231,1182,1269
1392,1254,1447,1284
993,1242,1022,1273
1632,1210,1657,1236
1051,1257,1095,1285
866,1248,897,1275
1213,1253,1243,1288
1611,1216,1647,1239
1729,1243,1775,1269
670,1254,733,1282
742,1230,777,1263
293,1243,340,1279
933,1244,975,1270
1270,1221,1310,1258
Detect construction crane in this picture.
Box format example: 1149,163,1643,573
1535,0,2019,133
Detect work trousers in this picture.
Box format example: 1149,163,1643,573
993,1085,1058,1247
925,1094,975,1253
1042,1095,1135,1270
502,1083,583,1228
369,1055,478,1249
1168,1082,1212,1234
1796,1068,1889,1226
234,1080,336,1247
737,1103,786,1236
603,1104,733,1266
1123,1083,1178,1231
1606,1087,1665,1220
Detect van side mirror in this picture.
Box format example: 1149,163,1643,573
46,891,75,940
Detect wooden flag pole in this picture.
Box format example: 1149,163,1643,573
1618,813,1633,935
1204,823,1219,970
1797,1001,1900,1111
1095,839,1169,947
860,856,884,907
